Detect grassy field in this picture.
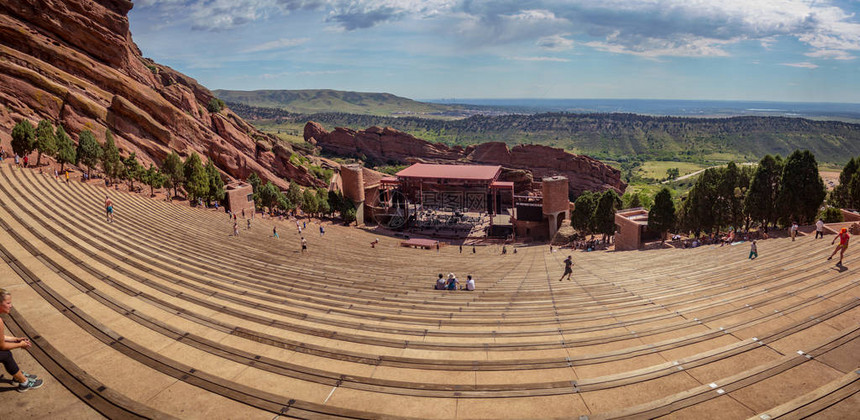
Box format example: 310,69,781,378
636,161,707,180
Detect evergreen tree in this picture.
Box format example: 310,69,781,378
101,130,122,183
54,125,76,173
301,188,319,216
35,120,57,166
161,151,184,199
75,130,102,179
776,150,826,225
830,157,859,208
744,155,783,231
648,187,676,242
122,153,143,189
340,197,356,224
258,182,281,211
571,191,597,234
317,188,331,215
141,164,166,197
246,172,262,208
593,189,622,240
183,152,209,203
286,181,302,208
205,159,225,206
11,120,36,158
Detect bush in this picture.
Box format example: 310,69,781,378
819,206,844,223
207,98,225,113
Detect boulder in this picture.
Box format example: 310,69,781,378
0,0,323,190
307,122,626,197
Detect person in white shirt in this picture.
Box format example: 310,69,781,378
464,275,475,291
790,222,798,241
815,219,825,239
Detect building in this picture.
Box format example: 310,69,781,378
224,181,254,215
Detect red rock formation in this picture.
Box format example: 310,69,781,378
306,122,626,197
0,0,322,190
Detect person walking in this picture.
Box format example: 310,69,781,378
319,225,325,237
749,240,758,260
232,221,239,236
815,219,825,239
301,237,308,253
104,196,113,223
0,288,44,392
827,228,850,266
790,221,798,241
273,225,279,239
559,255,574,281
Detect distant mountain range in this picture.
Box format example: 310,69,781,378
214,89,461,116
232,105,860,165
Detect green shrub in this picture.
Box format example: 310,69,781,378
819,206,844,223
207,98,225,113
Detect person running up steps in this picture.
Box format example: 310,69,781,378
749,240,758,260
301,237,308,253
559,255,574,281
273,225,279,239
827,228,850,266
0,288,44,392
104,196,113,223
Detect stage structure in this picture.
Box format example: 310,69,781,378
353,163,568,241
368,163,515,235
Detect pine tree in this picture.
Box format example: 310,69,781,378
571,191,597,234
286,181,302,208
123,153,143,189
183,153,209,203
301,188,319,216
744,155,783,231
161,151,184,199
648,187,676,242
776,150,826,225
35,120,57,166
205,159,225,206
11,120,36,158
75,130,103,179
101,130,122,184
830,157,858,208
141,164,166,197
317,188,331,215
54,125,76,173
593,190,622,241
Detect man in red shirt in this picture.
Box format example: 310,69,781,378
827,228,850,266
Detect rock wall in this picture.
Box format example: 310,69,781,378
305,122,626,197
0,0,322,190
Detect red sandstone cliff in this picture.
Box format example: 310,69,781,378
0,0,321,190
304,122,627,197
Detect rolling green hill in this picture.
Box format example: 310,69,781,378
229,101,860,166
213,89,460,116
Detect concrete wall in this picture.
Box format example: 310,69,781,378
841,209,860,222
614,209,648,251
542,176,569,215
225,183,254,214
341,164,365,203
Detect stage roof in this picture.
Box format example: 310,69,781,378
396,163,502,181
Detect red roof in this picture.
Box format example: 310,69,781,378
396,163,501,181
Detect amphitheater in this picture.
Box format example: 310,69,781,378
0,165,857,419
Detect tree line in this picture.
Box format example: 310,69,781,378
571,149,856,241
11,119,224,205
10,119,355,222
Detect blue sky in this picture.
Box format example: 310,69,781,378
129,0,860,103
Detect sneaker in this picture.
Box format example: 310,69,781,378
22,372,37,380
17,378,43,392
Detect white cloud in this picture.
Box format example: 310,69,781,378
136,0,860,60
536,34,575,51
508,56,571,62
243,37,310,53
781,62,819,69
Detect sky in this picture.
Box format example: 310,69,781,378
128,0,860,103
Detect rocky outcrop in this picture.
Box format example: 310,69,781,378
305,122,626,197
0,0,322,190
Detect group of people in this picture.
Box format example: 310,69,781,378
434,273,476,291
